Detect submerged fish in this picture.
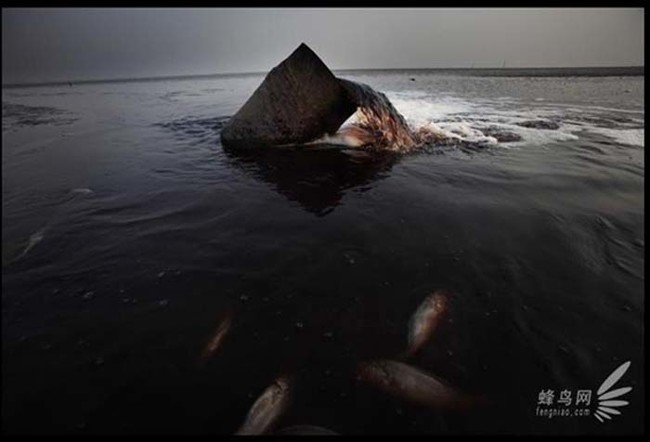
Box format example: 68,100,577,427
404,290,449,358
198,314,232,364
275,425,338,435
69,188,93,195
356,359,480,411
236,375,293,435
17,229,46,260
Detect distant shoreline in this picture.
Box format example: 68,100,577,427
2,66,644,89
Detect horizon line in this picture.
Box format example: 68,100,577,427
2,65,644,89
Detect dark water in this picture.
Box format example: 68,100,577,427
2,69,644,435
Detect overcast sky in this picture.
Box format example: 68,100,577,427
2,8,645,84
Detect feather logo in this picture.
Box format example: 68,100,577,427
593,361,632,423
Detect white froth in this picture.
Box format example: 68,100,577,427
582,127,645,147
387,93,475,124
332,89,643,149
510,127,579,145
308,132,364,148
421,121,498,145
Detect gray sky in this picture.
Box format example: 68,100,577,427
2,8,644,84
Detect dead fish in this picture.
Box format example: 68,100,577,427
356,359,481,411
275,425,338,435
236,375,293,435
17,229,46,260
69,188,93,195
404,290,449,358
198,314,232,365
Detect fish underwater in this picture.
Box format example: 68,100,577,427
198,313,232,365
69,187,93,195
16,229,46,260
236,375,293,435
404,290,450,358
355,359,482,411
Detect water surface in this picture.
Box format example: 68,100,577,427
2,69,644,435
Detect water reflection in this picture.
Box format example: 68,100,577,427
223,145,400,216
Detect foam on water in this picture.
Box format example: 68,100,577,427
340,90,643,149
309,131,366,147
388,93,477,124
581,127,645,147
417,121,499,146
